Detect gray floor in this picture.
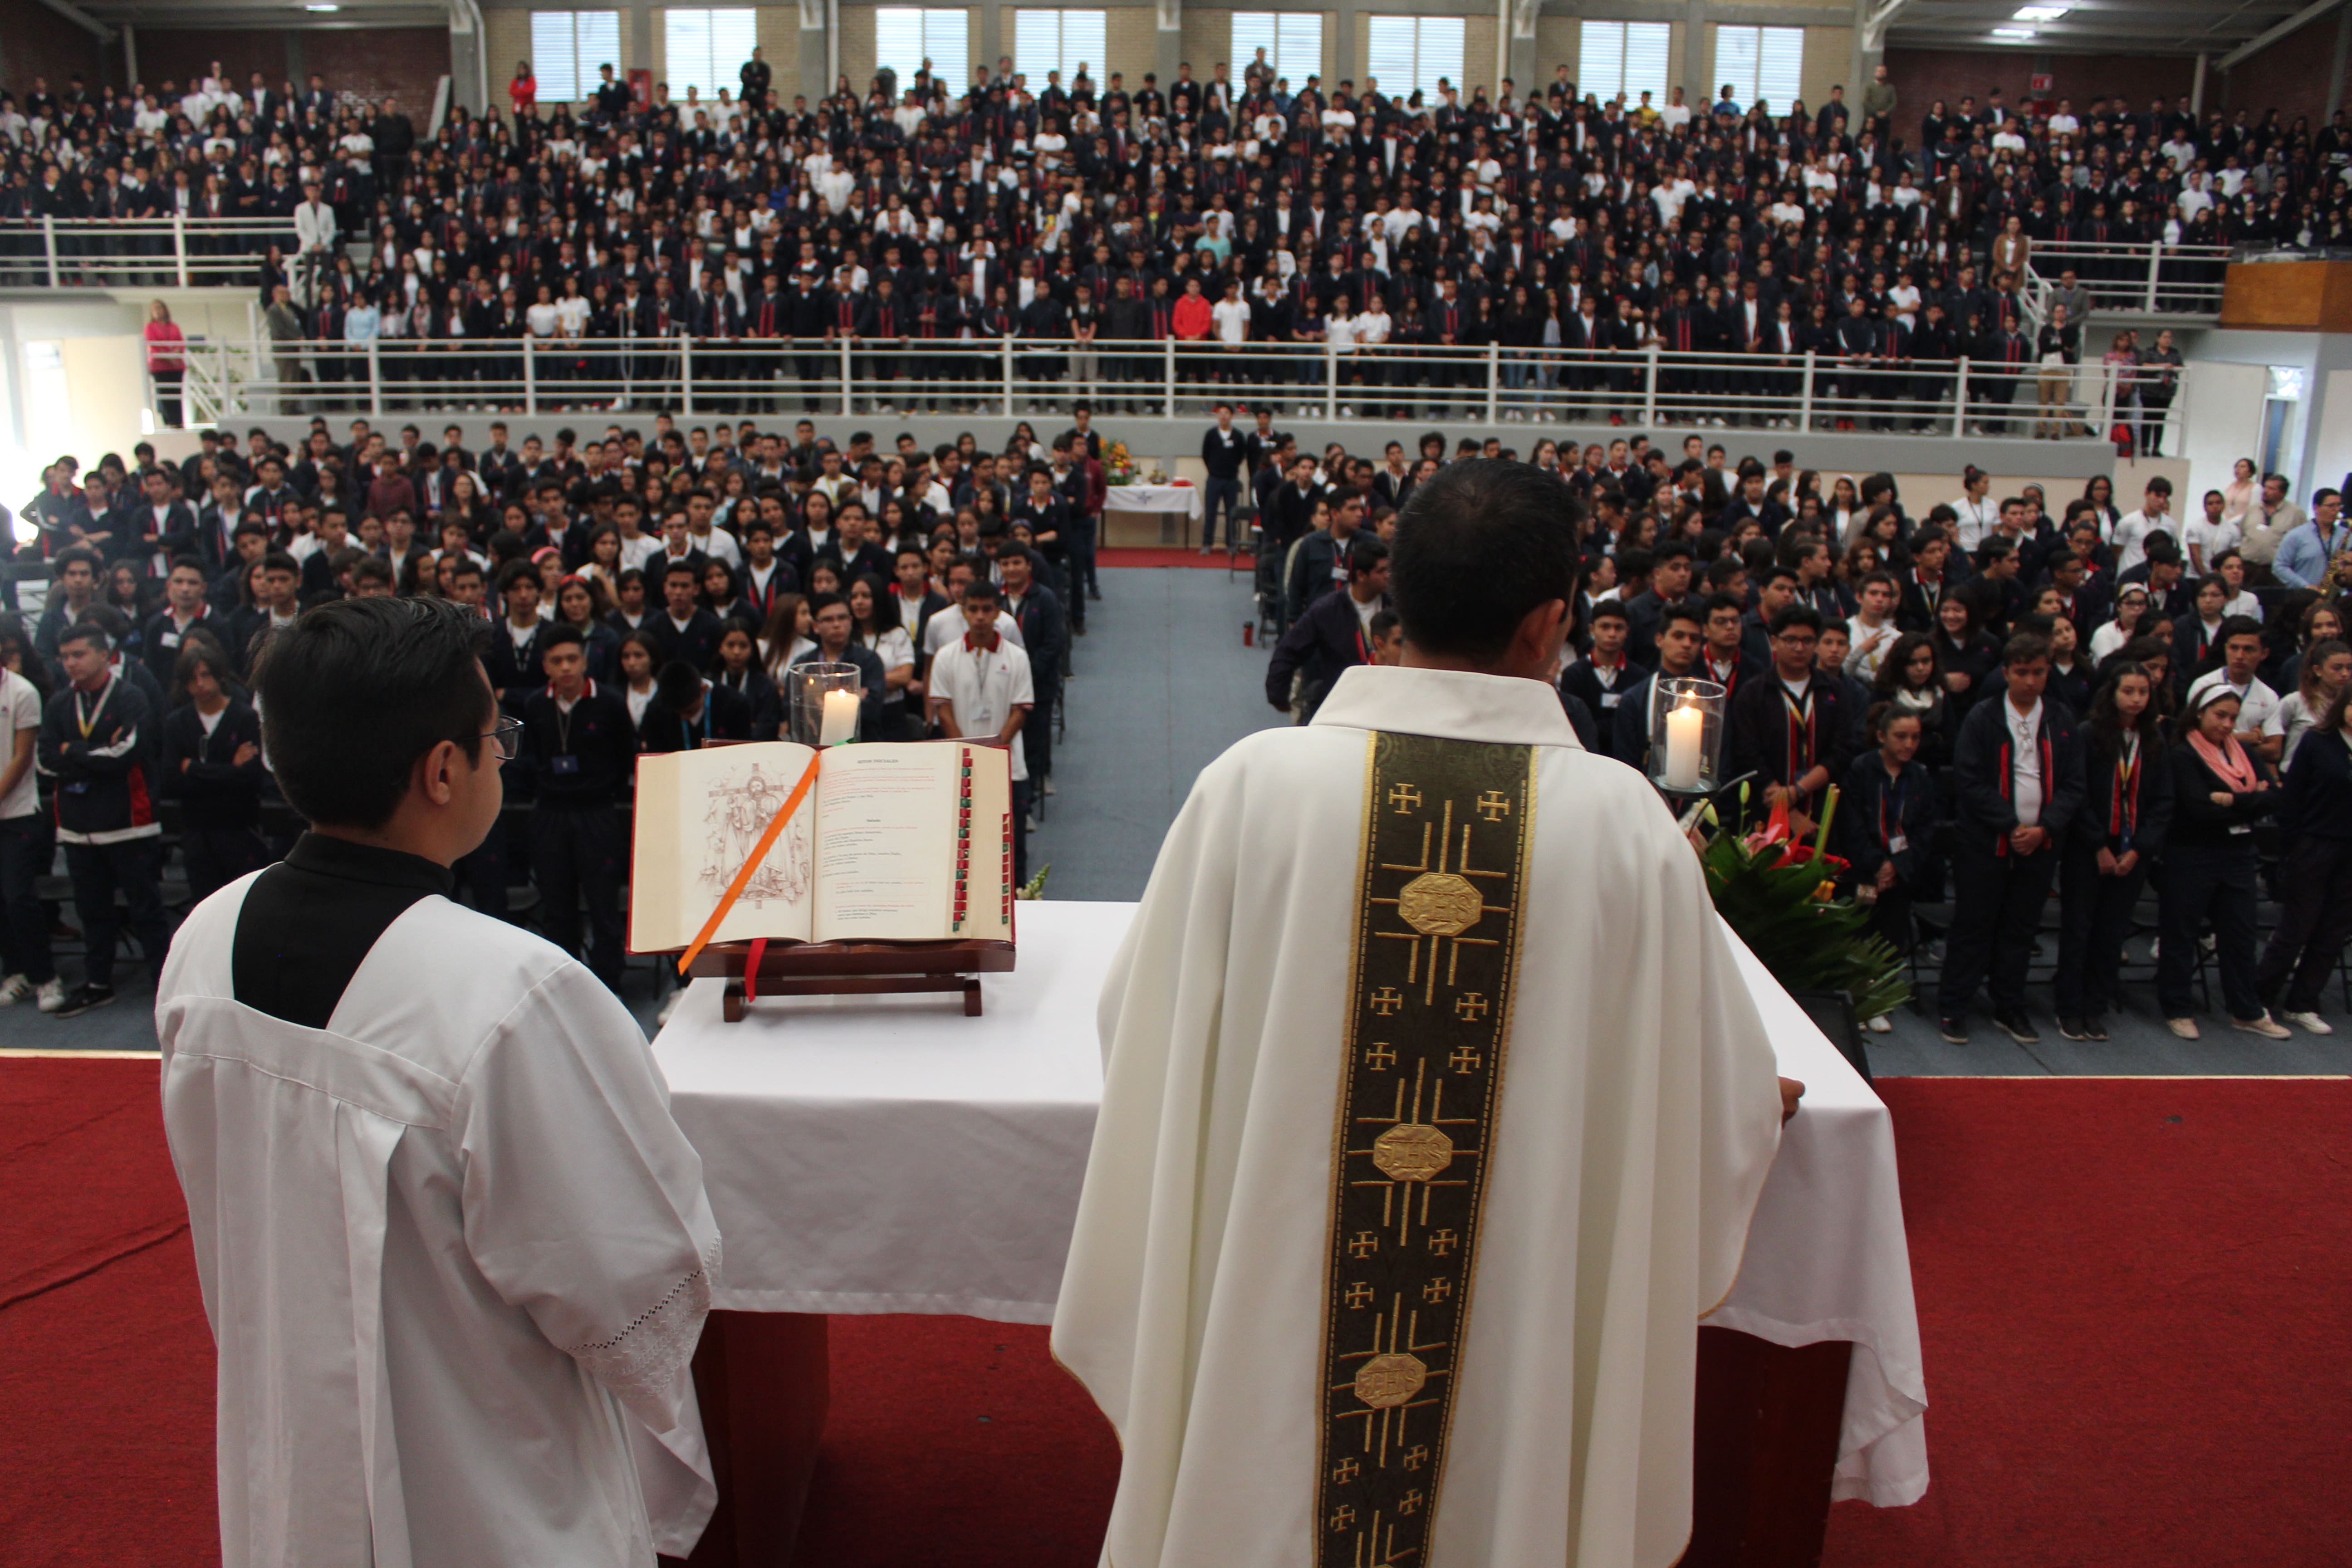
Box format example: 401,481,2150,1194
11,563,2349,1073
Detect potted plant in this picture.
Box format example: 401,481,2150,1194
1695,788,1909,1031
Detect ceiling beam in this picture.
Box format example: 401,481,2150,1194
1861,0,1916,49
36,0,113,40
2219,0,2348,65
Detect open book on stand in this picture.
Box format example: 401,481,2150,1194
629,740,1015,952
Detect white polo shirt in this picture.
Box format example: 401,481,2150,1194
931,634,1037,781
2186,668,2280,735
921,603,1024,659
0,668,39,819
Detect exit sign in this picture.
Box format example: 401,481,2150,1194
2029,73,2054,90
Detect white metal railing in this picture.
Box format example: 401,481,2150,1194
2022,240,2230,318
183,335,2169,446
0,216,303,289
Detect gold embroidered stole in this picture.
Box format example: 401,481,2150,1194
1318,730,1535,1567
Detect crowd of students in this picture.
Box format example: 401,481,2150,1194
1,409,1102,1018
1259,428,2352,1044
18,43,2334,430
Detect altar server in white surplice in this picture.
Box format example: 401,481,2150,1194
156,597,721,1568
1054,461,1793,1568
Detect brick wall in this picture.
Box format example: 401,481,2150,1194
485,10,538,101
1801,25,1852,113
2222,22,2352,124
1462,12,1496,98
303,29,453,117
120,24,446,114
1883,48,2198,127
754,5,802,93
1536,15,1579,87
839,4,876,94
1180,4,1226,85
0,0,112,95
128,28,283,93
1105,4,1161,84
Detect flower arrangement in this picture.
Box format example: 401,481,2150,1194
1694,787,1910,1023
1104,441,1137,485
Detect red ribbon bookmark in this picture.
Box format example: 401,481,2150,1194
676,750,823,977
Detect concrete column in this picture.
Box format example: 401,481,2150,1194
2331,9,2352,121
980,0,1002,86
1848,0,1877,101
1332,0,1356,93
1682,0,1707,103
631,0,656,84
799,0,831,104
1158,0,1183,93
1506,0,1539,100
448,17,486,114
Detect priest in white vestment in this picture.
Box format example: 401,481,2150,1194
1054,461,1789,1568
156,597,720,1568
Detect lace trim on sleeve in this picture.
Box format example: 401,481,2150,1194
563,1235,721,1422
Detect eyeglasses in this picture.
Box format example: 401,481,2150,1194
479,716,524,761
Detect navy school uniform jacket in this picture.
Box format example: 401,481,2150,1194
1949,692,2085,854
1267,588,1374,715
1726,669,1860,803
2068,725,2172,859
1836,751,1940,892
1559,654,1650,763
160,696,266,831
2280,722,2352,842
37,674,162,844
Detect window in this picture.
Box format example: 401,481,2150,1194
1013,9,1107,86
1710,24,1803,112
1230,11,1324,89
1365,15,1465,103
662,7,759,99
1577,20,1671,105
529,10,623,103
875,7,971,92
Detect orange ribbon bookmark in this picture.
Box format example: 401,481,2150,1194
676,750,823,976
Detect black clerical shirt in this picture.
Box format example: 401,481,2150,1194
232,833,454,1029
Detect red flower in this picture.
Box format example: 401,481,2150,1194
1740,796,1849,874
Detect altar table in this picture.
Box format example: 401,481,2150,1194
653,901,1926,1566
1101,482,1202,547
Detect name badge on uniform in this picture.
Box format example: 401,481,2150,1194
1599,691,1621,709
161,631,181,649
551,755,581,774
1888,832,1909,854
2229,823,2251,835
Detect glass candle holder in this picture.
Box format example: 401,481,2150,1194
790,662,863,747
1647,676,1726,794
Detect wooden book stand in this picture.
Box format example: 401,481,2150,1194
686,940,1018,1023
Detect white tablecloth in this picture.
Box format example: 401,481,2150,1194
1104,483,1201,519
652,900,1926,1507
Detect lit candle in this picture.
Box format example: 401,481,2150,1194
819,686,858,746
1664,697,1704,790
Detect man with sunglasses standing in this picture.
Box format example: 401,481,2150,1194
155,597,721,1568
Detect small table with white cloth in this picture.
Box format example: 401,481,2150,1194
1101,482,1204,547
652,901,1926,1567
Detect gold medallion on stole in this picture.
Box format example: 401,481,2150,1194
1316,730,1534,1568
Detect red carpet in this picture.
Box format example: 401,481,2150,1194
1095,546,1254,569
1822,1078,2352,1568
5,1059,2347,1567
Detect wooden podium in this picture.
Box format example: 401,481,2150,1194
2220,260,2352,332
687,940,1018,1022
